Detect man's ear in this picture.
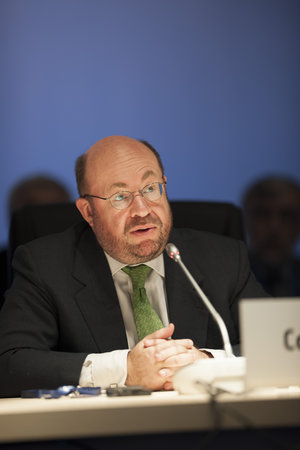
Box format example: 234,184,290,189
163,174,167,184
76,197,94,229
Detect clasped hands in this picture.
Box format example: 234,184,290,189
126,323,210,391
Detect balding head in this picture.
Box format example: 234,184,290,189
75,136,164,196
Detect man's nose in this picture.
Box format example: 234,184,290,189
129,193,151,216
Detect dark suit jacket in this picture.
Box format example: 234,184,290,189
0,222,266,397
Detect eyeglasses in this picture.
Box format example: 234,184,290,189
83,181,166,210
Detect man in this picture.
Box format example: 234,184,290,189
243,176,300,297
0,136,266,397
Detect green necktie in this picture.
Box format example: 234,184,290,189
122,264,164,341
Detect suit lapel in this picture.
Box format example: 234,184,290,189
164,229,210,348
70,225,210,351
72,225,128,352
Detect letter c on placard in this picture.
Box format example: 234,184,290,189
284,328,293,350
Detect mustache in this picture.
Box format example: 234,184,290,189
125,214,162,232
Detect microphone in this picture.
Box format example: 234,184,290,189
165,243,233,357
165,242,246,394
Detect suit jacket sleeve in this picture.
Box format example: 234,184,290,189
0,223,128,398
0,243,88,397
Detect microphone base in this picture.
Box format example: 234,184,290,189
173,356,246,394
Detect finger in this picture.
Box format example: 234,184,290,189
158,368,173,378
143,338,171,348
161,350,198,368
153,340,194,360
144,337,193,349
163,381,174,391
143,323,175,341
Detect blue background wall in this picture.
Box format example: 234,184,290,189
1,0,300,250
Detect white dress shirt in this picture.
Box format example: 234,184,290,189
79,253,225,388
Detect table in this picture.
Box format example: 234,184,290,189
0,387,300,446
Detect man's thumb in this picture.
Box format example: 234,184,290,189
146,323,175,340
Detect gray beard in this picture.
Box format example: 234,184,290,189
93,213,172,264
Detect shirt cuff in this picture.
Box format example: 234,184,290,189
79,349,130,388
201,349,233,359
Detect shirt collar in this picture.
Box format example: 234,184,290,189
105,252,165,278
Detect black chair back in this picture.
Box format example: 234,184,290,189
8,201,244,260
170,201,244,240
8,203,83,258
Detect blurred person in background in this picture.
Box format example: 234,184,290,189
8,175,71,214
242,176,300,297
0,175,71,308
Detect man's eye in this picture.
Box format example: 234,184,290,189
115,193,125,201
144,185,155,194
